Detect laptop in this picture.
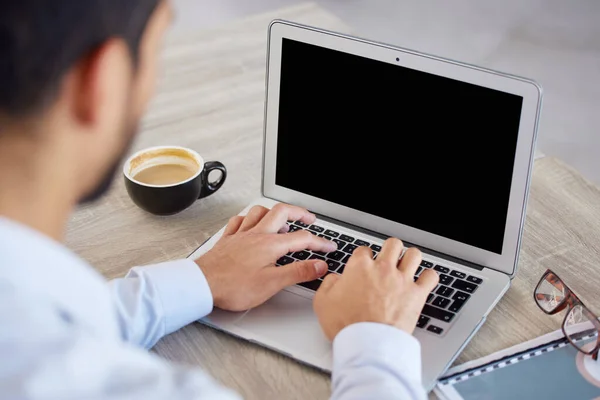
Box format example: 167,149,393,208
188,20,543,390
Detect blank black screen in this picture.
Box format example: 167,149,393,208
275,39,523,254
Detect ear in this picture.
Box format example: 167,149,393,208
65,38,133,129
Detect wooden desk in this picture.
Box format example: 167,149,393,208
66,4,600,399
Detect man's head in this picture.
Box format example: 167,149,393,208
0,0,173,202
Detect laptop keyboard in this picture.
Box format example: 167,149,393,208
276,221,484,336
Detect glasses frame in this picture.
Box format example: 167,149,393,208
534,269,600,360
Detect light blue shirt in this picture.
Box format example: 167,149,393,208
0,217,426,399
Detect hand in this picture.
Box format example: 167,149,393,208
313,238,439,340
195,203,337,311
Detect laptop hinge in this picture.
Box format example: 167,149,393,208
313,211,485,272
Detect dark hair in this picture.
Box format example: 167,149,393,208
0,0,160,116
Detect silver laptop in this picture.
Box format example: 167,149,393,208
189,20,542,390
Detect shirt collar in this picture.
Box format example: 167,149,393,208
0,217,119,339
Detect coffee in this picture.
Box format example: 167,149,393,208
133,163,197,185
124,145,227,215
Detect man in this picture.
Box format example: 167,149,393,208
0,1,439,399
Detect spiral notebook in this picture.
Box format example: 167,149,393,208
434,326,600,400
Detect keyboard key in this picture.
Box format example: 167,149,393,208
432,296,451,308
337,264,345,274
439,274,454,285
309,230,319,235
309,254,326,261
453,291,471,302
327,251,345,261
422,305,455,323
427,325,444,335
276,256,294,266
427,293,434,303
421,260,434,268
342,254,351,263
298,280,321,291
324,229,339,238
288,225,302,232
436,286,454,298
452,279,478,294
313,250,327,256
417,315,430,328
434,265,450,274
291,251,310,260
294,221,309,228
371,244,382,252
333,239,347,250
343,244,358,254
309,225,324,233
354,239,370,246
340,234,355,242
449,299,467,313
373,252,378,260
450,270,467,279
318,234,332,241
467,276,483,285
416,266,423,275
326,260,340,271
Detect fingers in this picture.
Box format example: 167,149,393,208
254,203,316,233
223,216,244,236
353,246,373,260
318,273,341,293
416,269,439,294
276,230,337,254
239,206,270,231
339,247,372,276
377,238,404,267
274,259,328,287
397,247,422,278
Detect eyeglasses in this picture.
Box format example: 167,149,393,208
534,269,600,360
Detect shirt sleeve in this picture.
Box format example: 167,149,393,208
331,322,427,400
0,286,240,400
108,259,213,348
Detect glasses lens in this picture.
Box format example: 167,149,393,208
564,304,598,353
535,272,566,312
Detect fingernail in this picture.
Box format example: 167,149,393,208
314,261,327,275
325,241,337,252
278,224,290,234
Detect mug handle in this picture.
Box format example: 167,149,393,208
199,161,227,199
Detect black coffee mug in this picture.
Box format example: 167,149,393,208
123,146,227,216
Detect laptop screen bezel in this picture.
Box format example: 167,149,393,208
262,20,542,276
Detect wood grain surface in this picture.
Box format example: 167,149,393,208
65,3,600,399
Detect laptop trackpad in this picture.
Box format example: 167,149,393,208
233,289,331,358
